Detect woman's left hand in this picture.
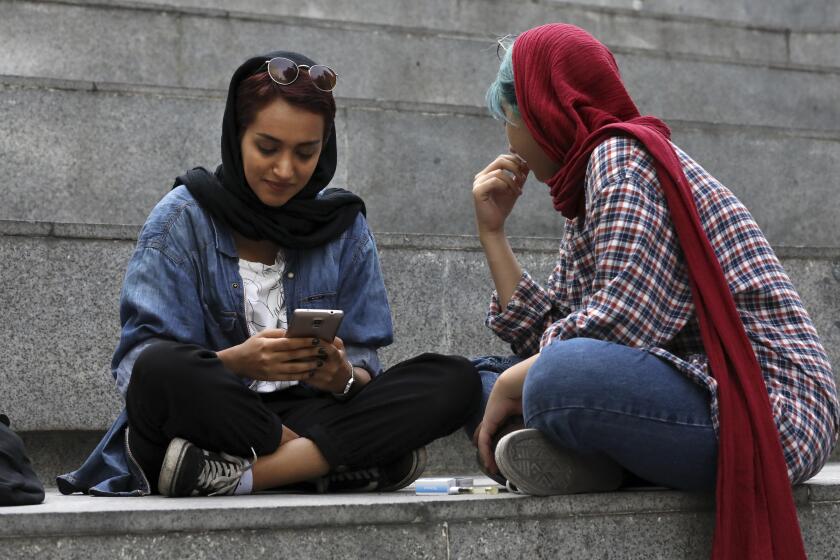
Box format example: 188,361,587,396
476,355,537,474
289,335,354,393
477,372,524,475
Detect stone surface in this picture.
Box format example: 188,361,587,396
0,530,441,560
3,82,840,245
3,1,840,130
790,31,840,69
0,220,51,237
17,431,106,489
618,0,840,28
1,470,840,559
0,82,223,229
0,234,128,431
51,0,840,34
71,0,799,66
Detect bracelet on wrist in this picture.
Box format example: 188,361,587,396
332,360,356,400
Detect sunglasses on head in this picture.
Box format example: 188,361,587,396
496,34,514,61
264,57,338,92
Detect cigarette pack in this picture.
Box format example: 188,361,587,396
414,477,458,495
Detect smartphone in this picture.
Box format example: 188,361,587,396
286,309,344,342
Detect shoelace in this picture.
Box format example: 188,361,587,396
505,480,525,494
196,449,256,497
330,466,379,483
318,466,381,493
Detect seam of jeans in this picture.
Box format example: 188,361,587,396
526,404,716,430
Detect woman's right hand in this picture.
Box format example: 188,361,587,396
472,153,529,235
217,329,322,381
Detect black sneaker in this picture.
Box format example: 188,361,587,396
318,447,428,493
158,438,254,497
495,429,623,496
378,447,427,492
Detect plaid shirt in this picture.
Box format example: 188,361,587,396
487,136,838,483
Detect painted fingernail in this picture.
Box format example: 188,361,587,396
308,370,316,378
316,360,324,368
318,348,327,358
312,338,320,346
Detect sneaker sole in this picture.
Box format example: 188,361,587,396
495,429,623,496
379,447,428,492
158,437,191,497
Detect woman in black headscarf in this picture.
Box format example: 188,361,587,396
57,52,480,497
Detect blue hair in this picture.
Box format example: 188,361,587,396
485,37,518,122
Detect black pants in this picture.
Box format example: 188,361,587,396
126,341,480,491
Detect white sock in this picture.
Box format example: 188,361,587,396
234,469,253,495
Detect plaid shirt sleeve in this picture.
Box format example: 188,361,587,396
486,270,569,358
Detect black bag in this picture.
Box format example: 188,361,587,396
0,414,45,506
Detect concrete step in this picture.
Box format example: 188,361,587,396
607,0,840,30
4,1,840,131
2,468,840,559
2,78,839,245
1,222,838,485
612,0,840,29
68,0,840,67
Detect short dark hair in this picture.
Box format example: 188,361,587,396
235,70,336,139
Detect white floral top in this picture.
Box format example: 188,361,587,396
240,254,296,393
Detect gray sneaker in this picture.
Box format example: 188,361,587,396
495,429,623,496
158,438,255,497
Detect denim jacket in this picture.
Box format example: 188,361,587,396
57,186,393,496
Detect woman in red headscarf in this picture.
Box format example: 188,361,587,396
470,23,837,558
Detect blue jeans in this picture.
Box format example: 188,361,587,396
469,338,718,491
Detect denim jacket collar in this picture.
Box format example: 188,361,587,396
211,217,238,258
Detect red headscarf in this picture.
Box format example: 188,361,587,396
512,24,805,559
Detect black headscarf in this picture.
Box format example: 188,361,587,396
174,51,365,249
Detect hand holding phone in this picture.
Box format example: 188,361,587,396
285,309,353,393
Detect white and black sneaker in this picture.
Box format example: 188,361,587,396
158,438,255,497
318,447,428,493
495,429,623,496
